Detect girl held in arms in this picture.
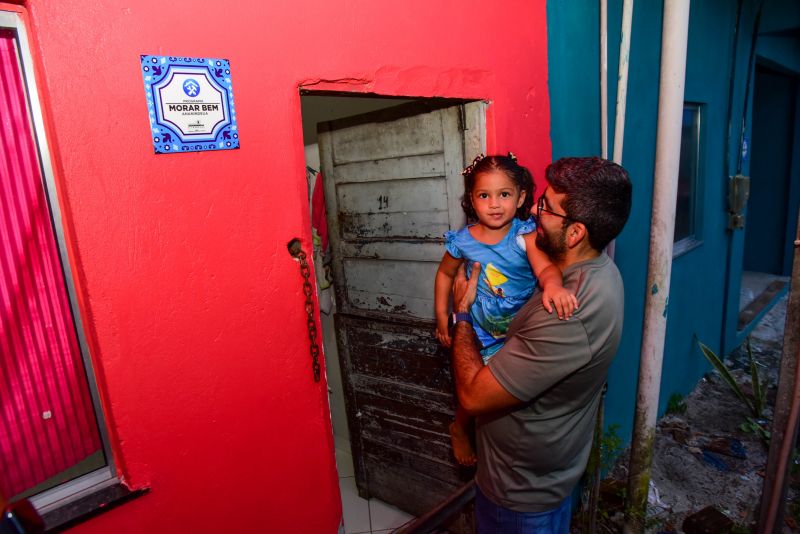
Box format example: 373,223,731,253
435,153,578,465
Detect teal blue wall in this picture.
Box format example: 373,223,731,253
760,0,800,55
547,2,601,159
788,92,800,276
545,0,796,444
758,35,800,74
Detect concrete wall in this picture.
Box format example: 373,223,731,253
12,0,553,530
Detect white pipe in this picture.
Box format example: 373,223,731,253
606,0,632,261
601,0,609,160
613,0,634,164
624,1,691,532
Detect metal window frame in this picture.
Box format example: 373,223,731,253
673,102,704,257
0,10,117,512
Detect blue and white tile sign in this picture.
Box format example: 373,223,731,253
141,55,239,154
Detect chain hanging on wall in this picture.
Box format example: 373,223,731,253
288,239,321,382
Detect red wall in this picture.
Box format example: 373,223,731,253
18,0,551,531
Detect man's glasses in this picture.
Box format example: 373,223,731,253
536,192,575,223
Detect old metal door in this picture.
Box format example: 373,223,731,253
319,100,485,525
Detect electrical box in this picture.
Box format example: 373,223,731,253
727,174,750,230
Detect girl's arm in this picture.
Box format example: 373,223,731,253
435,252,464,347
523,233,578,320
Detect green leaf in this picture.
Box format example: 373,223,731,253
697,339,756,417
747,338,764,418
760,379,769,409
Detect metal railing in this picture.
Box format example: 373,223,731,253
393,481,475,534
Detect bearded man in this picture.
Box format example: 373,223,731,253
449,157,632,533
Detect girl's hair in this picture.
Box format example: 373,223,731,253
460,153,535,223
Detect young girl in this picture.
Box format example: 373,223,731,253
434,153,578,466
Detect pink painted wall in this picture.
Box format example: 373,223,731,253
19,0,551,531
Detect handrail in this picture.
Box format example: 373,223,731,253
393,481,475,534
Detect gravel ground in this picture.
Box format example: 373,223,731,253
595,294,796,533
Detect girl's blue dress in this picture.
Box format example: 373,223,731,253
445,217,538,362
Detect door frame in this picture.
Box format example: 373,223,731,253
309,94,486,522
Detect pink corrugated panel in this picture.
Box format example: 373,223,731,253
0,29,102,499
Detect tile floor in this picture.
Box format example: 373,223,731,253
336,448,415,534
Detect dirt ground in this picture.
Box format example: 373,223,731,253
597,294,797,533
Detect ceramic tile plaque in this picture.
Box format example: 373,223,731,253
141,55,239,154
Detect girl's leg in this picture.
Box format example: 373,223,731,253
449,405,477,466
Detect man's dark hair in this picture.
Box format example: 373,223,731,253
545,157,632,251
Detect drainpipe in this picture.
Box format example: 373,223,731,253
612,0,633,165
587,7,612,532
606,0,632,261
601,0,609,160
719,0,745,357
624,2,691,532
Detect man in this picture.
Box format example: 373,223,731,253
450,157,632,532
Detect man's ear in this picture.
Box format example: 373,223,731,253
566,222,588,248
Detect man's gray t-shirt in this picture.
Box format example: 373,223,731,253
476,252,624,512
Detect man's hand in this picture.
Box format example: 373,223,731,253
453,262,481,313
450,261,520,416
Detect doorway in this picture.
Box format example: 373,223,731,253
738,64,799,331
301,95,414,455
300,94,485,532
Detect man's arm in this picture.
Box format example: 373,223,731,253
451,263,522,415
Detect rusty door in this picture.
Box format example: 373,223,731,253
318,100,485,523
